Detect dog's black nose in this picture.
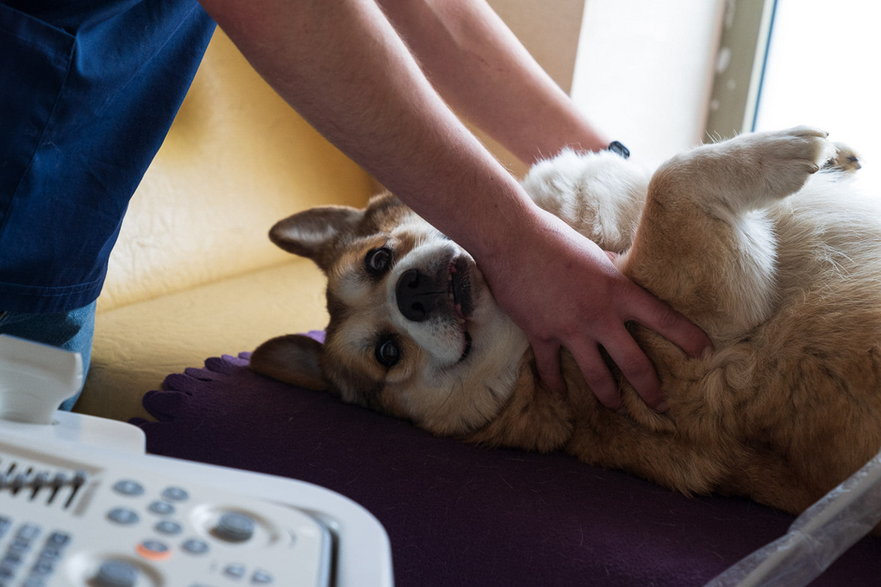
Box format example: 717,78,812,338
396,268,444,322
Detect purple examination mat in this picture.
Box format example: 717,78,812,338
132,333,881,586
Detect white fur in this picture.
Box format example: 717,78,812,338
522,149,648,252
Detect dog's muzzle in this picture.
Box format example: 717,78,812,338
396,268,441,322
395,257,473,323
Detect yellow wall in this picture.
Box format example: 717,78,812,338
99,30,375,311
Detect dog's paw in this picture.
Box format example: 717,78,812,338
741,126,835,198
682,126,834,211
652,127,837,215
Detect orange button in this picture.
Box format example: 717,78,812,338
136,540,171,561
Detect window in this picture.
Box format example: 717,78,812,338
708,0,880,190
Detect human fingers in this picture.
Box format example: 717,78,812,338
531,339,565,394
626,285,713,358
566,339,622,410
600,326,665,409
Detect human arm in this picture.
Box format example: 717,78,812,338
197,0,711,408
375,0,609,163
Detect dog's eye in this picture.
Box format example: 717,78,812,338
365,246,393,276
375,337,401,368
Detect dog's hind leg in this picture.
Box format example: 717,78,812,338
621,126,835,342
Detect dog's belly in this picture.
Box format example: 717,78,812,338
564,187,881,515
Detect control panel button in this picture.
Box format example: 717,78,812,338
3,550,23,566
161,486,189,502
46,532,70,548
136,540,171,561
154,520,183,536
252,569,274,584
148,501,175,516
107,508,139,526
16,524,41,542
181,538,209,555
112,480,145,497
93,560,138,587
0,562,17,580
223,563,246,579
212,512,255,543
31,553,57,575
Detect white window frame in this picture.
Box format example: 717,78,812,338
704,0,776,138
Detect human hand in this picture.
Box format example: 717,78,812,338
481,208,712,410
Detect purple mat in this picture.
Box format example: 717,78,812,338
133,334,881,586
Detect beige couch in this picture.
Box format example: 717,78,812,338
74,4,585,423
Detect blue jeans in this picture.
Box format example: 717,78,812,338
0,301,96,411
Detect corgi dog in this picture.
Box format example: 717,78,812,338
251,127,881,516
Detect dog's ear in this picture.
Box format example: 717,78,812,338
251,334,328,391
269,206,364,271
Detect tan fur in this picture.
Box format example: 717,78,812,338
252,127,881,517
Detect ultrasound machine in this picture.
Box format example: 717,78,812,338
0,335,393,586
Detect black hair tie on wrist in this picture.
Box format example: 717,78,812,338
606,141,630,159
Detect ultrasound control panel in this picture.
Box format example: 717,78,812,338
0,442,333,586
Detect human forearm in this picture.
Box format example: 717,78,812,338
377,0,610,164
198,0,537,259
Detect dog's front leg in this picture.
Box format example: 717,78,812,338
621,126,834,342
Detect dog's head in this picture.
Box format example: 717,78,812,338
252,192,529,436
